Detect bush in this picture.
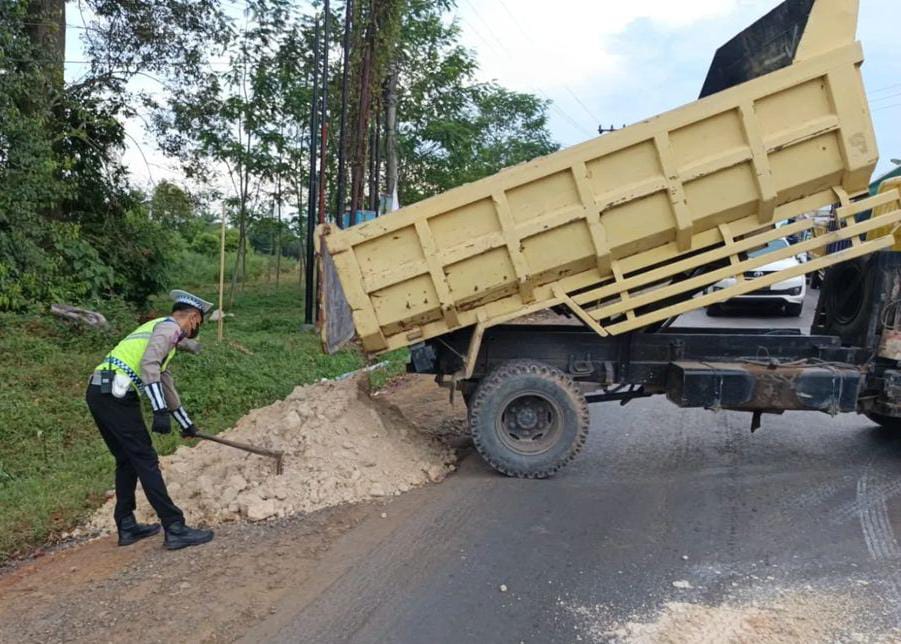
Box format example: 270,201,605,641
88,206,179,306
171,249,268,288
191,232,219,255
0,221,115,311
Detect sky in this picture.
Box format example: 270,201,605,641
64,0,901,191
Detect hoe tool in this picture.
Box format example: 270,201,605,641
194,432,284,475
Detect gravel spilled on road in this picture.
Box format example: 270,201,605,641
84,375,456,532
564,589,871,643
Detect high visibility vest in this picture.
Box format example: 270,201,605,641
95,317,177,391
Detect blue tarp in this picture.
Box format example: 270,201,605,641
339,210,377,228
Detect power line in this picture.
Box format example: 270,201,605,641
459,13,585,134
494,0,602,124
868,81,901,95
121,130,156,187
457,0,592,135
456,3,594,139
872,102,901,113
869,90,901,104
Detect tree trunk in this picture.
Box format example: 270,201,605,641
370,95,381,213
367,111,379,214
384,63,399,201
228,222,244,308
335,0,354,226
26,0,65,84
349,1,376,223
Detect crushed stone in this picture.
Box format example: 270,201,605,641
84,375,456,532
564,590,863,643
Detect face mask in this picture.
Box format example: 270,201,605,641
188,317,202,339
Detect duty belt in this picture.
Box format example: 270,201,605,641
101,356,145,392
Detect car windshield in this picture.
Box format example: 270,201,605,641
748,238,789,258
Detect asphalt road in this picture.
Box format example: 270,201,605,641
673,290,818,332
243,293,901,643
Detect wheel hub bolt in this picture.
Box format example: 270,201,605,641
516,406,538,429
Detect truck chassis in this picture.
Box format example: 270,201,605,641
408,252,901,477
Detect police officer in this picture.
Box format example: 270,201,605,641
86,290,215,550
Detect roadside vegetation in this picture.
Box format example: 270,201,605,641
0,277,411,560
0,0,556,560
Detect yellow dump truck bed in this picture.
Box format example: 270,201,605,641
320,0,898,356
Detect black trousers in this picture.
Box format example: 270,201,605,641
85,384,184,528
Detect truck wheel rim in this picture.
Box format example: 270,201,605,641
496,392,563,455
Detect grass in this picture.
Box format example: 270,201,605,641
0,278,405,560
173,249,274,286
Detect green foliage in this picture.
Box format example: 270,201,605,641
79,0,231,93
150,181,197,234
191,232,220,255
393,3,558,204
367,349,409,390
173,249,268,287
0,2,209,311
0,281,387,560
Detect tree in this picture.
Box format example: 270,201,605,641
0,0,230,310
398,83,557,204
74,1,230,97
389,2,558,205
149,181,196,232
346,0,403,217
150,0,301,303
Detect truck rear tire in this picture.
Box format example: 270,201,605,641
865,412,901,431
468,360,589,478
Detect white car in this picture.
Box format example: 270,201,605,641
706,238,806,317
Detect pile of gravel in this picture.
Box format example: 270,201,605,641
85,375,456,530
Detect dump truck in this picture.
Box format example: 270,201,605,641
319,0,901,478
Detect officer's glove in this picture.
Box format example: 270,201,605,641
171,407,197,438
151,411,172,435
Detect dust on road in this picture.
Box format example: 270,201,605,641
565,589,879,643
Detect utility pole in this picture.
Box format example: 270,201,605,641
335,0,353,228
315,0,332,325
317,0,331,230
304,16,321,325
275,171,282,291
597,123,626,135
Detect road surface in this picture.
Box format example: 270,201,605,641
242,293,901,643
5,293,896,643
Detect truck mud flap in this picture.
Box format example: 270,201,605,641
666,361,862,414
320,244,356,354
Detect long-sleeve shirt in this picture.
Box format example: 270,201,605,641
140,319,186,412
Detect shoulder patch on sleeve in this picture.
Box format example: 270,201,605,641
153,319,183,343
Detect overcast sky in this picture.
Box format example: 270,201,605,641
65,0,901,191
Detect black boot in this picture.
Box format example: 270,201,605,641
117,515,161,546
164,521,214,550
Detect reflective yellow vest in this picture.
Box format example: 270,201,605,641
95,317,177,391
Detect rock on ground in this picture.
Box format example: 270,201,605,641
84,375,456,531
